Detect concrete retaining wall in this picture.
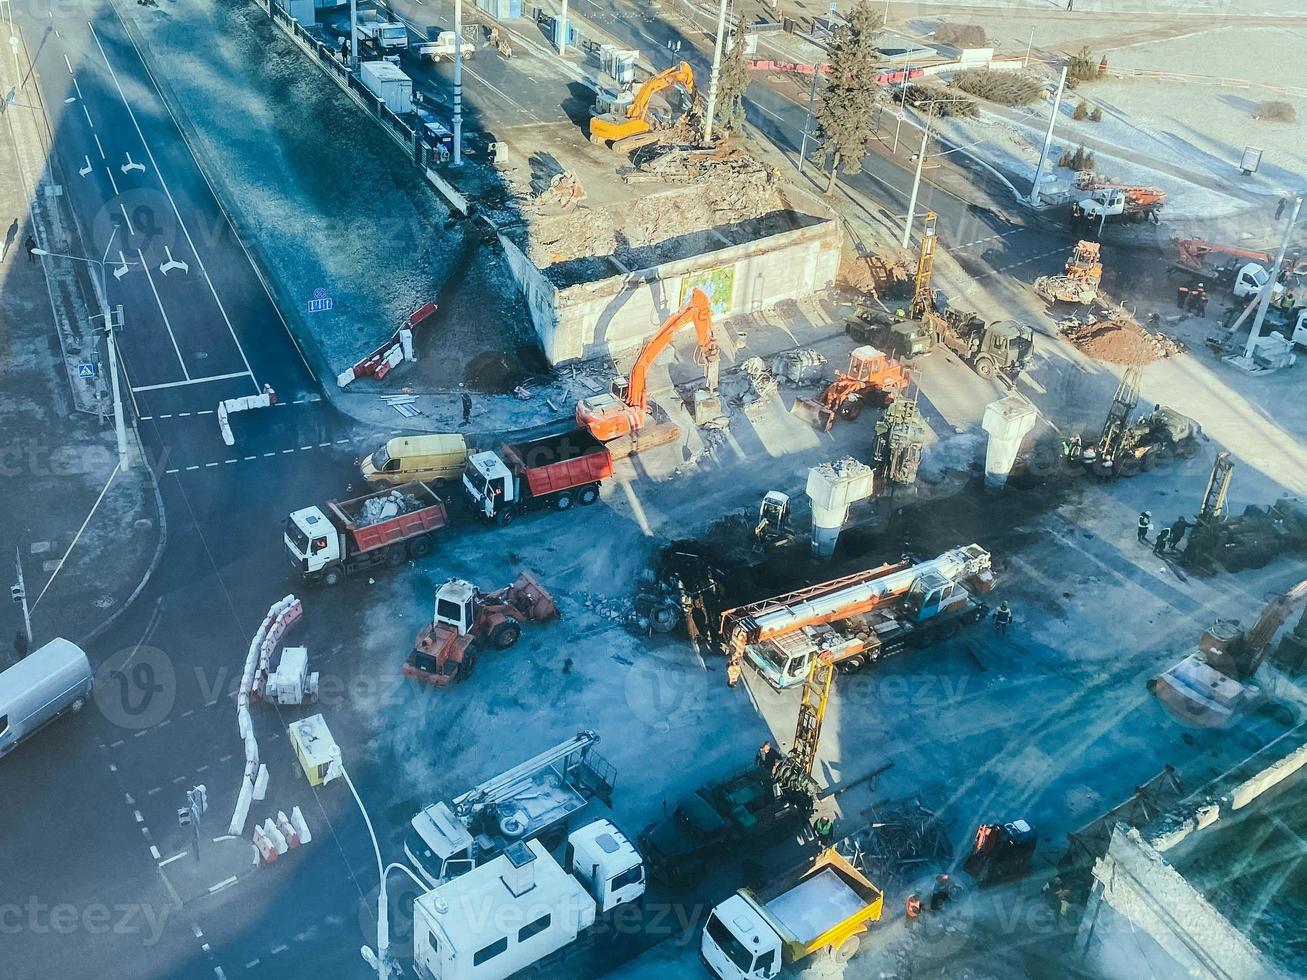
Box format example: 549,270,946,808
533,215,841,364
1079,826,1270,979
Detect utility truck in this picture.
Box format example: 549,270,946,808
719,545,995,690
411,819,644,980
701,848,884,979
405,732,616,887
355,15,409,54
285,482,448,586
1071,181,1165,229
463,429,612,526
1171,238,1300,301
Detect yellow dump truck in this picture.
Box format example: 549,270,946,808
700,848,883,978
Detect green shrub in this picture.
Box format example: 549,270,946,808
1058,145,1096,171
1073,101,1088,120
897,82,978,117
950,69,1043,107
1067,46,1099,85
1090,106,1103,122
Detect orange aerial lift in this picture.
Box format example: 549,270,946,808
576,288,720,457
588,61,697,152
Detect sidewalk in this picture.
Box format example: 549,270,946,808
0,30,163,651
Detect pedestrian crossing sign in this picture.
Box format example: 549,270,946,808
77,362,96,379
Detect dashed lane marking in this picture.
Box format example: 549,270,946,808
209,877,238,895
140,400,308,421
165,437,354,475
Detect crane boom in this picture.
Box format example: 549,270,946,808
775,657,835,798
720,545,992,660
454,730,599,814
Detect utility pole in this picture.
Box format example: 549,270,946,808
1244,195,1302,360
798,64,821,175
1024,27,1035,70
558,0,569,56
1029,66,1067,207
892,63,912,154
348,0,359,71
452,0,463,165
702,0,730,144
901,102,936,248
12,547,31,649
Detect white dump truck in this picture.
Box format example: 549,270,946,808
411,819,644,980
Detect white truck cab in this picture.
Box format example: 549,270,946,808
1232,262,1285,302
285,506,339,574
564,819,645,912
463,451,515,518
434,579,478,636
702,894,781,980
1077,188,1123,218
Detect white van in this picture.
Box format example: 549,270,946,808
0,638,93,758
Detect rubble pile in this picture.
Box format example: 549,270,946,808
1058,308,1186,364
355,489,424,527
836,798,954,891
525,146,786,278
838,250,909,299
735,356,779,404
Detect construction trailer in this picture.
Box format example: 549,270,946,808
411,820,644,980
718,545,995,691
405,732,616,887
404,573,558,686
701,847,883,980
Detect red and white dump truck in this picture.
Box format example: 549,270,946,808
285,482,449,586
463,429,613,527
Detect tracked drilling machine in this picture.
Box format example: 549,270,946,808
873,389,927,488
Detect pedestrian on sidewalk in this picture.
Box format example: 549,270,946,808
1137,511,1152,543
25,235,37,263
1153,526,1172,556
460,386,472,425
1066,0,1074,10
1277,198,1288,221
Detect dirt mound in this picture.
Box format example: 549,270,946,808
462,347,548,393
1059,309,1185,364
838,250,909,299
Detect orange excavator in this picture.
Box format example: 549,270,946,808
1150,578,1307,727
576,288,720,458
588,61,697,152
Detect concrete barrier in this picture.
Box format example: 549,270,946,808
217,386,277,447
337,303,436,387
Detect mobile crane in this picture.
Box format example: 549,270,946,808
576,288,720,458
718,545,995,690
588,61,697,152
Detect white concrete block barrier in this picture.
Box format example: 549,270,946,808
217,385,278,446
337,302,436,388
229,594,302,836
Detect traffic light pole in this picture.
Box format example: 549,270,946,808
13,547,32,646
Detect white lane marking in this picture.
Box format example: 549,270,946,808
82,103,93,127
91,25,261,392
72,77,84,100
104,165,119,195
119,204,135,235
136,247,190,377
131,371,252,392
158,851,188,867
93,133,105,159
64,54,73,74
208,876,238,895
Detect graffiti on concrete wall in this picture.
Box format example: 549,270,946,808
680,266,737,315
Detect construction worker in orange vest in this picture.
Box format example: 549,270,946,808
905,893,922,921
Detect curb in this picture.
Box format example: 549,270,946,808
79,423,169,648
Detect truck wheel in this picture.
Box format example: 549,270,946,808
1146,447,1172,471
70,696,86,713
831,935,861,963
1119,456,1142,478
578,485,600,506
408,536,433,559
974,357,996,380
650,603,680,634
457,651,478,681
491,621,521,649
837,656,865,673
385,544,407,567
1178,439,1199,459
553,491,575,512
840,399,862,420
496,507,517,527
323,566,344,587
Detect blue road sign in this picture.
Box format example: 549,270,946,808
307,288,333,314
77,362,96,379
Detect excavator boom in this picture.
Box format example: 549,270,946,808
589,61,696,147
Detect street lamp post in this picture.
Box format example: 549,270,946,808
452,0,463,165
702,0,730,144
33,245,132,471
797,63,822,175
901,101,940,248
1244,194,1303,360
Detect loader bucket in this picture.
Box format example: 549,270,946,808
509,571,559,622
790,396,829,429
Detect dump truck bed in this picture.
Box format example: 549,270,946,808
756,850,883,960
329,482,448,553
502,429,613,498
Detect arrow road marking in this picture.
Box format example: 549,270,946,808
121,152,146,175
158,245,188,276
113,252,130,280
79,155,93,177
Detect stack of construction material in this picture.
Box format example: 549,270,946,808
356,489,424,527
